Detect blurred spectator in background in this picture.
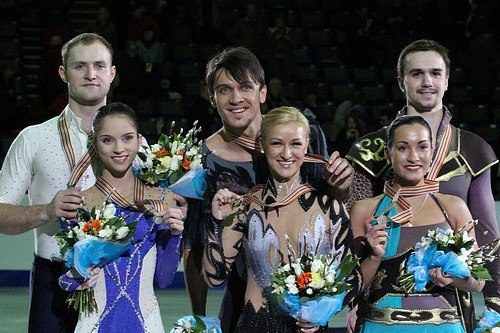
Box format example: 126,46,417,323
39,34,66,116
467,20,498,104
330,89,367,143
269,14,293,58
297,87,328,123
335,115,360,156
377,108,393,128
0,62,20,135
344,0,376,68
228,2,268,58
90,7,118,47
378,0,407,37
263,77,290,112
160,78,182,102
157,77,184,135
113,40,146,110
267,13,294,79
41,8,70,52
150,0,175,41
127,4,162,42
136,27,165,104
37,8,70,122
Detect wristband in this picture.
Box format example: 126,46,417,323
59,273,84,292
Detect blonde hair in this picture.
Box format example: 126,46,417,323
260,106,310,141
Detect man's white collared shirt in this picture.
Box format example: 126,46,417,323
0,106,95,259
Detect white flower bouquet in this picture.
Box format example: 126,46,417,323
136,121,206,199
55,201,139,313
397,221,499,293
270,236,358,326
170,315,221,333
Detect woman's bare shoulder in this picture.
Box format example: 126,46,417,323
350,194,383,223
351,195,383,212
433,193,472,228
433,193,468,209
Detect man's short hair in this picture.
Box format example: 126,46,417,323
205,46,265,97
61,33,113,68
397,39,450,79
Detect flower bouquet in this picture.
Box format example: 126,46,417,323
474,309,500,333
270,236,358,327
170,315,221,333
397,221,499,293
55,201,139,313
136,121,207,199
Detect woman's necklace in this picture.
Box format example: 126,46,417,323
276,177,301,197
408,193,429,227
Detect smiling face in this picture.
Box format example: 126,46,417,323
95,115,140,177
398,50,448,113
385,123,432,186
261,123,308,183
59,41,116,108
212,69,266,133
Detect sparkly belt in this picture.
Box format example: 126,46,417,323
366,306,461,325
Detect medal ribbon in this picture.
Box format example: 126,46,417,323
427,124,452,180
223,130,328,164
95,176,166,213
382,179,440,224
241,183,315,209
58,110,97,187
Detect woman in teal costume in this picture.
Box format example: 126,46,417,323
350,115,484,333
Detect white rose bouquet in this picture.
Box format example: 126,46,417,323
136,121,206,199
55,201,140,313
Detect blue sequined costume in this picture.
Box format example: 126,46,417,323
75,205,181,333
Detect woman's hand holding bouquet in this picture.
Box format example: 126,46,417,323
56,201,140,313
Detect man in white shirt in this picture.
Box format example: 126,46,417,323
0,33,116,332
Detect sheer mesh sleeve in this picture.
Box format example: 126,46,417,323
346,166,375,211
331,198,363,306
202,211,245,287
